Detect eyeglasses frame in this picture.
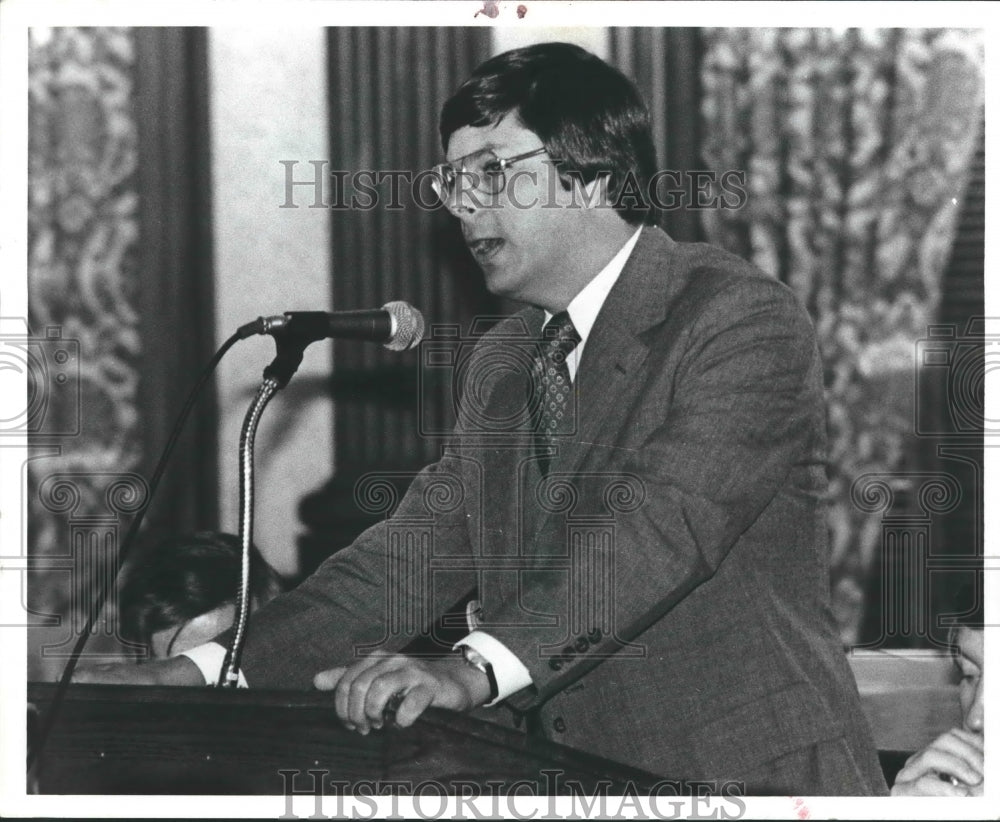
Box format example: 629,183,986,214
430,146,551,202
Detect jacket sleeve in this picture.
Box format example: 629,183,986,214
229,454,477,689
220,316,536,690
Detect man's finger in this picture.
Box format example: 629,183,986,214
949,727,984,752
930,731,985,782
313,666,346,691
329,655,389,728
380,690,408,728
363,672,410,724
896,746,982,788
902,774,970,797
348,656,405,731
394,684,434,728
73,663,150,686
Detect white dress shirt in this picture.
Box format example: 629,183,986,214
184,226,645,700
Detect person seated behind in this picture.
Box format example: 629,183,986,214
891,584,985,797
118,531,285,660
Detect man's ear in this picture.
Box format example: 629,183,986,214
577,172,611,212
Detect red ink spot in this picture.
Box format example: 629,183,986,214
475,1,500,18
517,4,528,17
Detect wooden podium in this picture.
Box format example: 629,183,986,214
28,683,662,795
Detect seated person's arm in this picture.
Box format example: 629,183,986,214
73,654,206,686
891,623,984,797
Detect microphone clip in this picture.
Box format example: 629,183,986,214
244,313,332,388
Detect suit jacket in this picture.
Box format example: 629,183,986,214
237,226,888,795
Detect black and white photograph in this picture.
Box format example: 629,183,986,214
0,1,992,818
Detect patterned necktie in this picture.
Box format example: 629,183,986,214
533,311,581,476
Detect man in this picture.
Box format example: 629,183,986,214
78,42,887,794
891,587,984,796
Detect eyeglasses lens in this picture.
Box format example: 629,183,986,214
431,150,504,203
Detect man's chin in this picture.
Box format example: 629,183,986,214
481,272,525,304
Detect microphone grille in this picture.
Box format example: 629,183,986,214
382,301,425,351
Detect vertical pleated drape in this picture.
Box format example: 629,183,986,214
327,27,492,472
608,28,704,242
299,28,491,571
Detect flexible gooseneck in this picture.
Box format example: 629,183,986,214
219,375,281,687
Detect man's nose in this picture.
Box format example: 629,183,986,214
964,679,984,734
441,176,481,219
442,195,474,219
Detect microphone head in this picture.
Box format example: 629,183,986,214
382,301,425,351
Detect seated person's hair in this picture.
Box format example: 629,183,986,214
948,577,983,643
119,531,284,654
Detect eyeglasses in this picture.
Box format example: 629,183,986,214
429,146,549,204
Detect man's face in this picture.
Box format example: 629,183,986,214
956,626,984,735
442,113,589,310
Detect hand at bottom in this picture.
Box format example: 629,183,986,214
891,728,984,796
314,652,490,734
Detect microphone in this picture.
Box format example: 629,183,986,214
238,301,425,351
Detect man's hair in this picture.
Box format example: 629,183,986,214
118,531,284,646
440,42,659,226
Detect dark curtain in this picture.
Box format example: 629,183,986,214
299,28,492,574
609,28,704,243
132,28,218,537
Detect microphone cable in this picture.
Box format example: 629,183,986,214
28,326,250,775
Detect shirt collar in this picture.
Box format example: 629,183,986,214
545,226,643,347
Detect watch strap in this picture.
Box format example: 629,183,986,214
460,645,499,703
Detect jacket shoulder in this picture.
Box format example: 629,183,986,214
668,241,810,323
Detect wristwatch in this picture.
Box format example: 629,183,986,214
459,644,499,704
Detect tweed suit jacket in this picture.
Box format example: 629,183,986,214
236,227,888,795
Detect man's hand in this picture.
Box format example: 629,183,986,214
72,656,206,687
314,653,491,734
891,728,984,796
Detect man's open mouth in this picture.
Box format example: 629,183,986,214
467,237,504,261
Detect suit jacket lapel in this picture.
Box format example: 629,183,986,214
553,227,684,481
469,310,546,555
480,228,690,551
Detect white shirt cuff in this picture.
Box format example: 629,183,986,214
455,631,532,706
180,641,248,688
